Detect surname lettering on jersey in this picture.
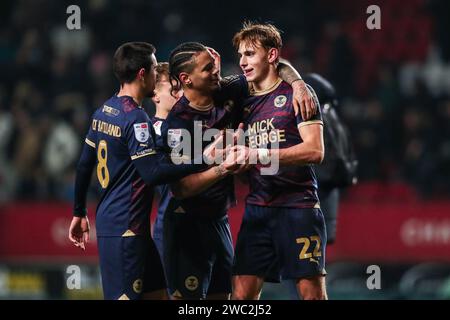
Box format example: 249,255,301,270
92,119,122,137
247,117,286,148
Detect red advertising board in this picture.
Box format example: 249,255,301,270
328,201,450,263
0,202,99,261
1,198,450,263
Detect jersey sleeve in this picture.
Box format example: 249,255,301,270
73,117,98,217
85,116,98,149
160,117,171,153
219,74,249,102
161,112,208,167
73,142,96,217
124,109,157,160
296,84,324,128
131,113,207,186
160,114,191,160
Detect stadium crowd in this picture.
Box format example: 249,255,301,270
0,0,449,202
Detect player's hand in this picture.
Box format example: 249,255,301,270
220,146,240,172
203,130,225,164
227,145,256,174
206,47,221,79
233,123,245,145
69,216,90,251
292,80,317,121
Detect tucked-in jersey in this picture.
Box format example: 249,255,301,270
161,75,248,218
241,79,323,208
85,95,157,236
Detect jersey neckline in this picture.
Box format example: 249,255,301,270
250,78,283,96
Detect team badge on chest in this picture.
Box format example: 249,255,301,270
274,95,287,108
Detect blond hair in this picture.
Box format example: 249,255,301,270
155,62,170,86
232,21,283,51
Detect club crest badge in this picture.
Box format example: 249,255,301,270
133,279,143,293
185,276,199,291
274,95,287,108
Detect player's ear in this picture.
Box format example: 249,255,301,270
151,91,160,104
137,68,146,81
267,48,279,64
180,72,192,87
179,72,192,87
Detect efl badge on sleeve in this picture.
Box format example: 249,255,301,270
168,129,182,148
133,123,150,142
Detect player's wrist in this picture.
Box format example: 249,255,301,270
215,163,229,177
290,78,304,85
257,148,271,164
73,208,87,218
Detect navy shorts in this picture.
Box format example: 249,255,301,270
97,234,166,300
163,209,233,299
233,205,327,282
153,216,164,259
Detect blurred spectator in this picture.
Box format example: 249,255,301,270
43,119,80,197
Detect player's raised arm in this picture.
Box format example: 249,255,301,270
170,159,233,199
235,85,324,167
128,120,207,186
260,85,324,166
271,122,324,166
170,137,243,199
278,58,317,121
133,153,198,185
206,46,222,81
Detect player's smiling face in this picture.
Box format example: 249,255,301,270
238,41,271,84
187,50,220,93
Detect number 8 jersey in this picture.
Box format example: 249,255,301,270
84,95,157,237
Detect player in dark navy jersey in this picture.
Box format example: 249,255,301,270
161,43,244,300
240,79,322,209
68,43,239,300
150,61,243,293
230,23,328,300
150,62,183,260
160,42,317,300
